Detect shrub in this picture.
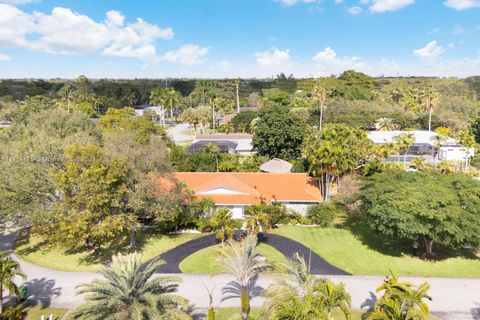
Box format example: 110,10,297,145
306,203,341,227
0,306,23,320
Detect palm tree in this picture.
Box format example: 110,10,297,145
235,78,241,113
219,235,271,320
368,273,432,320
393,132,415,165
420,86,439,132
203,143,221,172
209,208,235,243
375,141,396,166
244,205,270,235
70,253,189,320
164,87,180,120
0,252,26,313
223,122,234,134
58,83,74,112
263,253,351,320
375,117,400,131
312,84,327,131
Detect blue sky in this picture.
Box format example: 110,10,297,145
0,0,479,78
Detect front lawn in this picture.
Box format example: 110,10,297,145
179,243,287,273
274,225,480,278
16,232,202,272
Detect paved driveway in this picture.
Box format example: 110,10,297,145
167,123,195,143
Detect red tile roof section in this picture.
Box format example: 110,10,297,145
167,172,322,205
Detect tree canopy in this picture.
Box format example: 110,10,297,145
360,170,480,257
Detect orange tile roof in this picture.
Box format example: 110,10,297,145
166,172,322,205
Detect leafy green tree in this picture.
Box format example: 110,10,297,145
70,253,189,320
303,124,372,201
0,253,26,314
43,144,134,250
368,273,431,320
263,253,351,320
231,110,259,133
361,171,480,258
253,105,307,160
219,235,272,320
455,130,476,171
420,86,439,132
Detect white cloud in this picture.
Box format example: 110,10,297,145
413,41,445,58
0,53,11,61
162,44,209,65
0,4,174,59
369,0,415,13
312,47,366,74
255,48,290,66
348,6,363,14
444,0,480,10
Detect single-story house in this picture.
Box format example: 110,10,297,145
188,134,253,155
165,172,322,218
367,130,473,161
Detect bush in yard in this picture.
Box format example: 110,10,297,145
0,306,23,320
306,203,341,227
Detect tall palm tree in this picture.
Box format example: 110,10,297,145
368,273,431,320
312,84,327,131
209,208,235,243
203,143,221,172
393,132,415,165
164,88,180,120
235,78,241,113
420,86,439,132
0,252,26,313
218,235,271,320
244,205,270,235
263,253,351,320
70,253,189,320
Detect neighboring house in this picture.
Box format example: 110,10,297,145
166,172,322,218
188,134,253,155
438,144,475,161
366,130,473,161
260,158,292,173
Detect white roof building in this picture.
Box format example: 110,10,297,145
367,130,455,145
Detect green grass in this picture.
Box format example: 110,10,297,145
274,225,480,278
16,232,202,272
23,304,68,320
179,243,288,274
179,128,215,136
215,307,364,320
